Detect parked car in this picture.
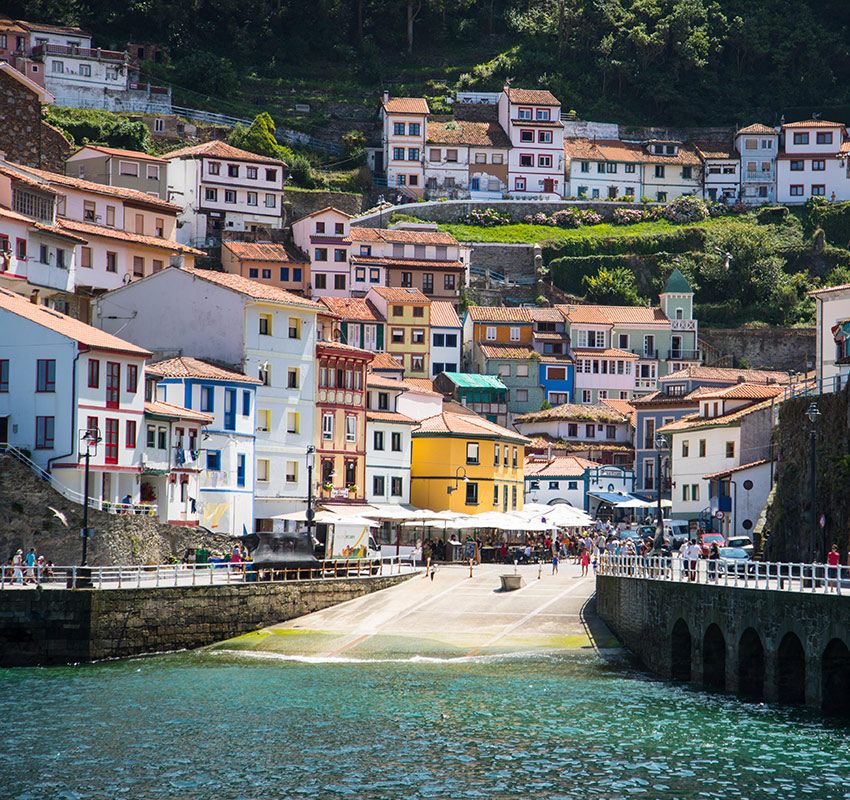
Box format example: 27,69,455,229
726,536,754,558
715,546,754,576
664,519,691,547
699,532,725,557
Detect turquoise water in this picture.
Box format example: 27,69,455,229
1,650,848,800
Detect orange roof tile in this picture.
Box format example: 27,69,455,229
0,287,150,356
694,142,738,160
367,372,408,389
293,206,352,221
557,303,669,325
782,119,845,128
221,241,307,263
350,256,464,271
369,286,430,304
320,297,384,322
346,227,458,246
530,307,565,322
695,383,784,401
515,403,627,425
369,353,405,372
429,301,461,329
183,267,323,308
146,356,261,383
478,344,538,360
504,87,560,106
657,397,780,433
404,377,437,393
736,124,776,136
426,119,511,148
571,347,638,359
525,455,599,477
414,409,530,443
659,365,790,384
316,340,374,360
563,138,701,166
144,400,213,424
366,410,416,424
164,140,286,166
466,306,533,323
381,97,429,115
703,459,772,480
74,145,168,163
57,219,204,256
601,398,636,423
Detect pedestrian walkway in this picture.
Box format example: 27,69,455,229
214,562,615,659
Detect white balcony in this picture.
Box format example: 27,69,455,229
24,258,75,293
670,320,697,332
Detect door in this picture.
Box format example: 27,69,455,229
471,177,480,192
106,362,120,408
104,418,119,465
671,335,682,360
0,416,7,444
543,178,555,193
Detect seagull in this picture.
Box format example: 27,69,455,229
48,506,69,527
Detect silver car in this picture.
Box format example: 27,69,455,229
726,536,754,558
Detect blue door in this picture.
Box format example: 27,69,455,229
236,454,246,487
471,178,480,192
224,388,236,430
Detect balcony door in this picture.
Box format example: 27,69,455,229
106,362,120,408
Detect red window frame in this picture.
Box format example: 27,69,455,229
538,130,553,144
789,184,804,196
519,129,534,143
106,362,120,408
126,363,138,393
514,177,526,191
812,184,826,196
538,154,553,168
104,418,119,464
125,419,136,448
35,416,55,449
518,153,534,168
0,359,8,392
36,359,55,392
88,358,99,388
517,106,532,120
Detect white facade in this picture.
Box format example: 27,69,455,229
430,325,461,376
707,460,773,539
572,348,637,403
292,207,352,297
380,97,428,197
701,157,740,202
365,384,413,505
776,122,850,204
810,283,850,385
735,127,778,204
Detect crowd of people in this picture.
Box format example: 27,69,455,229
3,548,54,585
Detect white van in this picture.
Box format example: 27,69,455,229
664,519,691,546
326,521,382,562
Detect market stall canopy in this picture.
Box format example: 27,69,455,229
521,504,593,528
362,504,432,521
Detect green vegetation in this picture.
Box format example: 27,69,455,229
44,106,153,152
582,267,642,306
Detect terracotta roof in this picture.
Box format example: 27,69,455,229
366,410,416,425
164,140,286,166
527,436,634,453
503,87,560,106
415,409,531,443
557,303,669,326
74,145,168,163
630,389,700,407
694,142,737,160
601,398,636,423
17,19,87,35
466,306,533,323
0,287,150,356
367,372,408,390
183,267,323,308
782,120,845,129
515,403,627,425
8,163,180,212
294,206,352,221
320,297,384,322
425,119,511,148
659,365,790,384
350,256,464,271
478,344,538,360
222,241,307,263
532,331,565,341
571,347,638,359
525,455,599,477
657,397,779,433
530,307,565,322
810,282,850,297
404,377,438,394
381,97,429,115
563,138,701,166
347,227,458,246
369,286,430,304
694,383,785,401
316,340,375,360
429,300,461,328
144,400,213,424
369,353,405,371
147,356,261,383
703,459,773,480
0,164,60,194
57,219,205,256
736,124,776,136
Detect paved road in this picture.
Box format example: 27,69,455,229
217,561,615,659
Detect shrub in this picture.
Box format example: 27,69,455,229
545,227,707,257
661,195,709,223
755,206,789,225
461,207,511,227
611,208,646,225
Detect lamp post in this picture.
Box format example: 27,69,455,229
305,445,316,549
76,427,100,587
806,402,821,561
446,466,468,495
654,433,668,546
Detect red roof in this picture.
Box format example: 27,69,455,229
466,306,533,323
369,353,405,372
144,400,213,424
695,383,785,401
557,303,669,325
563,138,701,167
415,409,530,443
426,119,511,148
525,455,599,477
222,241,307,263
429,301,461,329
366,410,416,424
736,124,776,136
58,219,204,256
515,403,628,425
146,356,261,383
320,297,384,322
782,119,845,129
74,145,168,163
571,347,638,359
183,267,322,308
347,227,458,246
503,87,560,106
350,256,464,271
164,140,286,166
382,97,429,115
369,286,430,304
0,288,150,356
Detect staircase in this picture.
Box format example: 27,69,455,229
699,337,733,368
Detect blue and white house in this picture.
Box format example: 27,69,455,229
147,356,261,537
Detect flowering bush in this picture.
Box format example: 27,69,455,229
575,209,602,226
661,195,709,223
461,208,511,227
524,212,554,226
612,207,646,225
523,208,603,228
550,209,583,228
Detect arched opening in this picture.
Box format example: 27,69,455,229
738,628,765,701
776,632,806,705
670,618,692,682
822,638,850,717
703,623,726,690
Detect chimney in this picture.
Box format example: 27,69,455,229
547,443,553,463
382,90,389,105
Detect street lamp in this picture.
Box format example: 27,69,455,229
78,426,101,586
654,433,669,545
446,466,469,494
305,445,316,546
806,402,821,560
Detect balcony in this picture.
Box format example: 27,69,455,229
635,378,657,390
31,43,127,62
670,319,697,332
26,257,75,293
744,171,773,181
632,349,658,360
667,349,701,361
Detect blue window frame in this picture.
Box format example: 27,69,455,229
280,267,289,282
224,388,236,430
369,268,380,283
200,385,214,412
237,454,246,487
293,268,302,282
242,389,251,416
206,450,221,471
249,268,259,278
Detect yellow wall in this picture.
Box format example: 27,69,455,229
385,302,431,378
410,434,525,513
473,321,533,345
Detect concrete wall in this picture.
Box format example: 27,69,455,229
0,573,412,666
700,327,816,372
596,575,850,710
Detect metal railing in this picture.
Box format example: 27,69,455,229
0,556,416,590
598,554,850,595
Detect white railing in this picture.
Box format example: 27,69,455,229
598,554,850,595
0,556,417,590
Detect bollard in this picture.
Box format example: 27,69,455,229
468,557,473,578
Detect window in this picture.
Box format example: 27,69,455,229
344,415,357,443
517,107,532,120
790,185,804,197
519,154,533,168
391,328,404,344
816,132,834,144
133,256,144,277
493,484,499,505
699,439,706,457
222,190,236,204
383,431,400,454
242,390,251,417
790,160,804,171
390,476,403,496
412,306,425,319
257,459,270,482
538,130,553,144
585,424,595,439
465,482,478,505
512,447,518,469
118,160,139,177
314,248,328,262
126,364,138,393
498,364,511,377
256,409,271,432
322,412,334,440
333,248,347,264
408,148,420,161
493,444,500,466
228,164,239,178
412,328,425,344
313,273,327,290
147,164,160,181
247,166,258,180
515,364,528,378
582,389,592,403
444,274,456,291
793,132,809,145
247,192,258,206
682,440,689,457
509,326,520,341
466,441,479,465
393,147,405,160
408,123,421,136
725,441,735,458
520,130,534,143
200,386,214,412
516,389,528,402
259,314,272,335
485,326,497,341
333,274,346,291
372,475,386,497
265,194,276,208
36,359,55,392
812,159,826,171
393,122,405,136
656,191,667,202
812,185,826,196
35,416,55,449
538,155,552,168
514,178,526,191
287,368,299,389
373,430,385,451
683,484,690,502
125,420,137,449
0,359,7,393
205,188,218,202
536,108,551,121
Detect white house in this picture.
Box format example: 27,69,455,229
696,142,740,202
705,459,774,540
810,282,850,387
0,285,152,511
658,384,784,526
429,300,462,376
365,378,415,505
165,141,286,246
514,403,633,451
379,94,429,198
498,86,565,197
92,265,324,527
291,207,352,297
147,356,261,537
735,124,779,204
776,120,850,204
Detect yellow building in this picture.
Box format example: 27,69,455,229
365,286,431,378
411,409,529,513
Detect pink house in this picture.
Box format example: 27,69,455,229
291,207,352,297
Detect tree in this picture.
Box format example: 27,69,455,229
227,113,291,162
582,267,642,305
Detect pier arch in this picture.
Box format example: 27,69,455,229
738,628,765,701
776,632,806,705
702,624,726,689
670,618,692,681
821,638,850,717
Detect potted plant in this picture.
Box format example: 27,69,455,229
322,480,333,494
347,484,359,496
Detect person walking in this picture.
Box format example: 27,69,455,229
12,549,24,585
580,547,590,577
423,540,432,580
707,542,720,582
552,550,559,575
24,548,36,585
827,543,841,593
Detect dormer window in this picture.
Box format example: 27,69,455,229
535,109,550,121
517,107,532,120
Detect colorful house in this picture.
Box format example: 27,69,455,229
290,207,352,297
220,241,309,296
810,282,850,387
365,286,431,378
429,300,462,376
379,94,429,197
431,372,508,425
365,375,415,506
319,296,385,352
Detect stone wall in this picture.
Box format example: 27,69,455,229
0,573,413,666
596,574,850,709
0,69,70,172
699,327,816,372
285,187,365,222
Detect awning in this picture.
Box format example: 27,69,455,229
588,491,653,508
